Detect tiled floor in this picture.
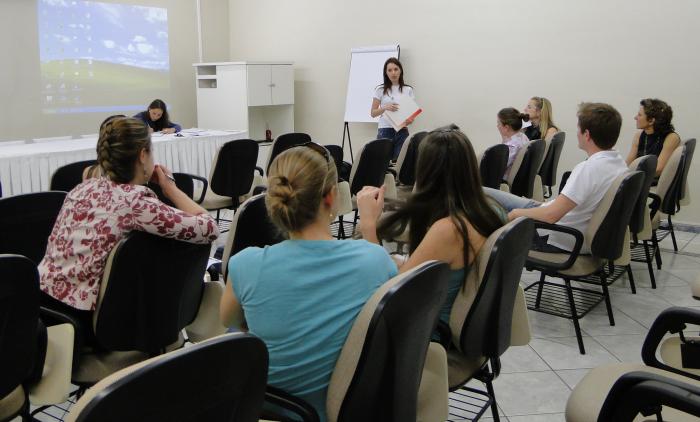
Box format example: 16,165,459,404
448,229,700,421
24,229,700,422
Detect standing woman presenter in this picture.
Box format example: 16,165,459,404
370,57,415,160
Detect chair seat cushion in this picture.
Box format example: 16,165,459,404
446,349,487,390
0,385,25,421
200,188,234,210
566,362,699,422
527,251,603,277
72,350,150,384
659,337,700,377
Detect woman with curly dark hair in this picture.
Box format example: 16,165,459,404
625,98,681,175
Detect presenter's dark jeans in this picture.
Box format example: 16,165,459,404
377,127,409,160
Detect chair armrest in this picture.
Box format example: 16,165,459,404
255,166,264,176
598,371,700,421
262,386,320,422
189,174,209,204
648,192,661,219
386,168,397,177
641,307,700,381
40,306,84,358
525,221,584,271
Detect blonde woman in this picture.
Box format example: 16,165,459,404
220,143,397,421
524,96,559,141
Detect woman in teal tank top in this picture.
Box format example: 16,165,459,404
220,144,397,422
358,125,506,327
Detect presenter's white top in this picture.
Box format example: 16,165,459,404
373,85,415,129
542,150,627,253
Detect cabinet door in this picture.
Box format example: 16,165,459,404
270,65,294,105
247,65,272,106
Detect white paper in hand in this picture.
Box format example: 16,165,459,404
384,95,423,131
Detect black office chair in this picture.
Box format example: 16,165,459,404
627,155,659,290
658,138,695,252
444,217,534,421
50,160,97,192
538,132,566,198
65,333,269,422
506,138,546,198
0,191,66,264
265,261,451,422
524,171,645,354
57,231,211,391
219,193,285,283
200,138,260,226
264,132,312,175
0,254,74,422
479,144,509,190
394,131,428,187
148,172,209,207
326,144,351,182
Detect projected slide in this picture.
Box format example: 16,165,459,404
38,0,170,114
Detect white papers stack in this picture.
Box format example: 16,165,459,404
384,95,423,131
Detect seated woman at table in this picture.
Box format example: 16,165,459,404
220,144,397,421
133,99,182,134
82,114,125,180
39,117,219,347
625,98,681,176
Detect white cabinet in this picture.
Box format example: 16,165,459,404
193,61,294,141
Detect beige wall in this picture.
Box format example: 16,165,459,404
0,0,229,140
229,0,700,224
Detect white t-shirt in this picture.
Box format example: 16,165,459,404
542,150,627,253
373,85,415,129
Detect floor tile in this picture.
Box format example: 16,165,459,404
492,371,571,416
508,414,565,422
618,267,689,289
609,289,673,328
529,337,618,370
656,285,697,306
664,268,700,284
527,311,579,339
555,369,590,390
578,308,646,336
680,241,700,255
499,345,550,374
657,251,700,269
593,334,646,362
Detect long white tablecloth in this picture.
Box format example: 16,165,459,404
0,129,255,197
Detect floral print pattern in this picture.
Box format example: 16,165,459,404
39,177,219,310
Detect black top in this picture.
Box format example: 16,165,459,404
524,125,541,141
637,131,674,158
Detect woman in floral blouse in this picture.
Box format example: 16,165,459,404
39,117,219,345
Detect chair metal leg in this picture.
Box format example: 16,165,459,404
652,231,663,269
668,215,678,252
534,272,546,309
643,240,657,289
564,279,585,354
337,215,345,239
352,210,359,236
599,273,615,326
625,264,636,294
484,376,500,422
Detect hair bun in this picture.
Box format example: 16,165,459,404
520,113,530,122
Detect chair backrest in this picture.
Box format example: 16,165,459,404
349,139,394,196
326,261,451,422
93,231,211,353
587,171,645,260
220,194,285,281
507,139,546,198
209,138,259,208
0,191,67,264
265,132,312,174
67,333,268,422
538,132,566,187
395,131,428,186
479,144,509,189
0,254,45,399
449,217,534,359
628,155,658,235
50,160,97,192
147,173,199,207
678,138,695,203
655,143,686,215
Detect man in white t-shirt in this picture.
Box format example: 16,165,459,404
484,102,628,253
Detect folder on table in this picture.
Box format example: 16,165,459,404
385,95,423,131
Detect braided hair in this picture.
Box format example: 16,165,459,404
96,117,151,183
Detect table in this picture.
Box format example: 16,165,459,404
0,129,273,197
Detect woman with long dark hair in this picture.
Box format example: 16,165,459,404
358,125,505,323
134,99,182,134
370,57,415,160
